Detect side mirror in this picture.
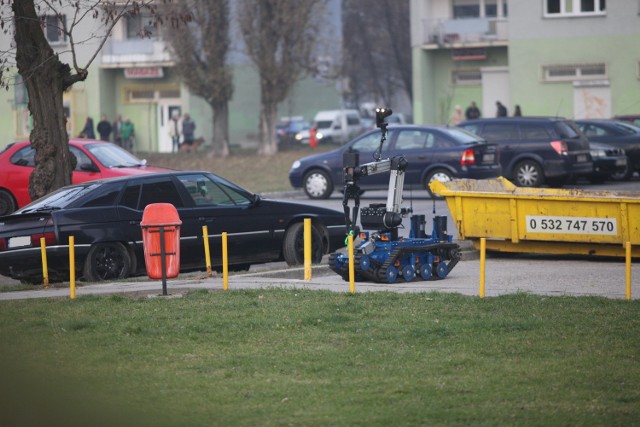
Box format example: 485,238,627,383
80,163,100,173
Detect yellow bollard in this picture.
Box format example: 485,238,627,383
202,225,212,277
222,232,228,291
40,237,49,288
304,218,312,281
479,237,486,298
626,241,632,301
69,236,76,299
348,234,355,294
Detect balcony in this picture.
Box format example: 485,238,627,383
422,17,508,49
100,39,174,68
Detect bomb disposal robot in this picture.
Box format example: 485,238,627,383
328,108,461,283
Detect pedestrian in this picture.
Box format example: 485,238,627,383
496,101,507,117
465,101,481,120
97,115,113,141
168,112,182,153
120,118,135,151
513,105,522,117
112,115,123,147
79,117,95,139
450,105,464,125
180,113,197,152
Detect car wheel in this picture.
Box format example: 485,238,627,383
513,160,543,187
282,222,324,266
303,169,333,199
424,169,453,199
0,190,17,216
82,242,132,282
610,158,632,181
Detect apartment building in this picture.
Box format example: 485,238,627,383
411,0,640,124
0,3,342,152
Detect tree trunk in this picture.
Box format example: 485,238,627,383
210,103,230,158
257,102,278,156
13,0,75,201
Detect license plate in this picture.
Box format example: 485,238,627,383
616,158,627,166
8,236,31,248
577,154,588,162
483,153,495,163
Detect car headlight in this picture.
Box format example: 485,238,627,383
295,133,302,141
291,160,301,169
316,132,324,139
590,149,606,158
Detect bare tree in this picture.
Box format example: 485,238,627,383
342,0,411,108
1,0,184,201
164,0,233,158
237,0,326,155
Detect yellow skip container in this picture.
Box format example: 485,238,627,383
430,177,640,257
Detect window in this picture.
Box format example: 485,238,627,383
70,146,94,171
10,146,36,167
126,13,158,38
542,63,607,82
139,180,184,209
544,0,606,17
481,124,519,141
177,174,251,207
80,185,121,208
351,131,385,153
396,131,428,150
43,15,67,43
520,125,550,140
452,69,482,86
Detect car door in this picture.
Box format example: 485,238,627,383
387,129,436,186
174,173,279,267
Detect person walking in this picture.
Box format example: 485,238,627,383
513,105,522,117
112,115,123,147
181,113,196,152
168,112,182,153
465,101,481,120
79,117,95,139
120,118,135,151
450,105,464,125
496,101,508,117
97,115,113,141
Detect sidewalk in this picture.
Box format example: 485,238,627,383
1,255,637,301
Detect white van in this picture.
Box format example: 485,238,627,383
312,109,363,144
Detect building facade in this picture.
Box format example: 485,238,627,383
411,0,640,124
0,2,342,152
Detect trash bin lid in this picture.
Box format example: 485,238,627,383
140,203,182,226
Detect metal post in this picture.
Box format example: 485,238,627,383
159,227,168,296
222,232,228,291
202,225,212,277
69,236,76,299
479,238,486,298
304,218,312,281
348,234,355,294
40,237,49,288
626,241,632,301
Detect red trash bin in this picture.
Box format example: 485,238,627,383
140,203,182,280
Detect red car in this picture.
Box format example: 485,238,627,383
0,139,172,216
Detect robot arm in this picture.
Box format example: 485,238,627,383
341,108,408,237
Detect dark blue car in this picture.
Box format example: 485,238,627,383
289,125,501,199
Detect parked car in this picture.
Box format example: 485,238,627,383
0,139,172,217
583,142,627,184
276,117,311,147
312,109,364,144
458,117,593,187
574,119,640,180
613,114,640,127
289,125,501,199
0,171,346,283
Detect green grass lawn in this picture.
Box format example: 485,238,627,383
1,289,639,426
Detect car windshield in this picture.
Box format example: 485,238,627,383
444,128,485,144
84,143,146,168
612,121,640,135
315,120,333,129
16,182,103,213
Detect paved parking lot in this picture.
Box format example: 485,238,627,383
1,252,637,301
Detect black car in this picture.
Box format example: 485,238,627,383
574,119,640,181
459,117,593,187
289,125,501,199
276,118,311,147
0,171,346,283
584,142,627,183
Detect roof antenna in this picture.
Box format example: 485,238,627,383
555,98,563,118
